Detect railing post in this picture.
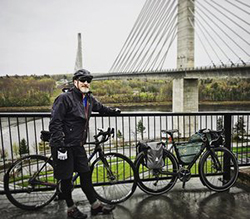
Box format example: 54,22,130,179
223,113,232,183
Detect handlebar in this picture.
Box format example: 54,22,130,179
93,127,115,144
197,128,225,145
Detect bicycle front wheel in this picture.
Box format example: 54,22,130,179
199,147,239,192
135,150,178,195
4,155,57,210
91,152,137,204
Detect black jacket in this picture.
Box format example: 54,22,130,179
49,87,115,147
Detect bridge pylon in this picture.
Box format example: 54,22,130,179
74,33,83,72
173,0,198,135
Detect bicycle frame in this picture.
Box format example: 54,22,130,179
72,141,115,182
164,131,224,176
30,138,114,189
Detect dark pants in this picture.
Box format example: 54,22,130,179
51,146,97,207
59,172,97,207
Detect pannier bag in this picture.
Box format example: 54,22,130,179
175,133,203,164
146,142,165,169
136,141,165,169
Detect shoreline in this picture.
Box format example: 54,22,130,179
0,101,250,112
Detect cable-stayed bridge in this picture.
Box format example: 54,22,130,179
75,0,250,112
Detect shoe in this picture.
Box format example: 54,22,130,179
91,203,116,215
67,207,87,219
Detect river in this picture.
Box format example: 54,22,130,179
121,103,250,112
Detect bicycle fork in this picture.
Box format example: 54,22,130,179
209,149,229,184
99,152,116,181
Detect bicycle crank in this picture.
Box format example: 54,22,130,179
178,168,191,188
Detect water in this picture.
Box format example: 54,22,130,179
122,103,250,112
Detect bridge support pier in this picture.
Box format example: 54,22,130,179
173,78,199,136
173,78,198,112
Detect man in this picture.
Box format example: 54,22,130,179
49,69,120,219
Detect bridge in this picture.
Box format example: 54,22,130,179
74,0,250,113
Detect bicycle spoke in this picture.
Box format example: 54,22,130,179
4,155,57,210
199,147,238,192
91,153,136,204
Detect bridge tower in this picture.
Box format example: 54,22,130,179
173,0,198,113
74,33,83,72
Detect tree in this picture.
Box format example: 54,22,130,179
217,117,224,130
136,119,146,140
13,142,19,157
233,116,246,140
0,148,8,160
19,139,29,156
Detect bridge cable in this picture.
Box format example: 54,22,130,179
195,0,248,64
141,3,177,71
109,0,153,73
188,17,215,67
192,0,250,63
116,0,157,73
109,0,150,72
148,14,178,71
209,0,250,36
128,0,175,73
115,0,161,73
189,7,229,66
218,0,250,26
157,25,178,70
126,0,173,73
216,0,250,35
231,0,250,9
134,1,176,71
136,1,177,72
124,1,170,72
225,0,250,15
122,0,168,73
203,0,250,56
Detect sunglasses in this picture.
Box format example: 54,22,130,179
78,76,92,83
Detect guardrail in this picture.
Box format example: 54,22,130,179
0,111,250,193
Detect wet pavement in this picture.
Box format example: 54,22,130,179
1,178,250,219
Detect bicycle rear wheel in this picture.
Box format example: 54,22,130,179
135,150,178,195
91,152,137,204
199,147,239,192
4,155,57,210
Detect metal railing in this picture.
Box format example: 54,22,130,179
0,111,250,194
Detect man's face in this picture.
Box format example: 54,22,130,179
74,79,91,93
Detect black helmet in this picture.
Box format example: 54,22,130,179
73,69,93,81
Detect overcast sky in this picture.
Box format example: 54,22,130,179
0,0,145,75
0,0,249,76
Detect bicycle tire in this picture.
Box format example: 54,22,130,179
199,147,239,192
91,152,137,204
4,155,57,210
135,149,178,195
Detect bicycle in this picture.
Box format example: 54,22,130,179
134,128,239,195
4,127,137,210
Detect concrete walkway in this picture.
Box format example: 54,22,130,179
1,177,250,219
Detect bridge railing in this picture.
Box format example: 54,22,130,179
0,111,249,193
